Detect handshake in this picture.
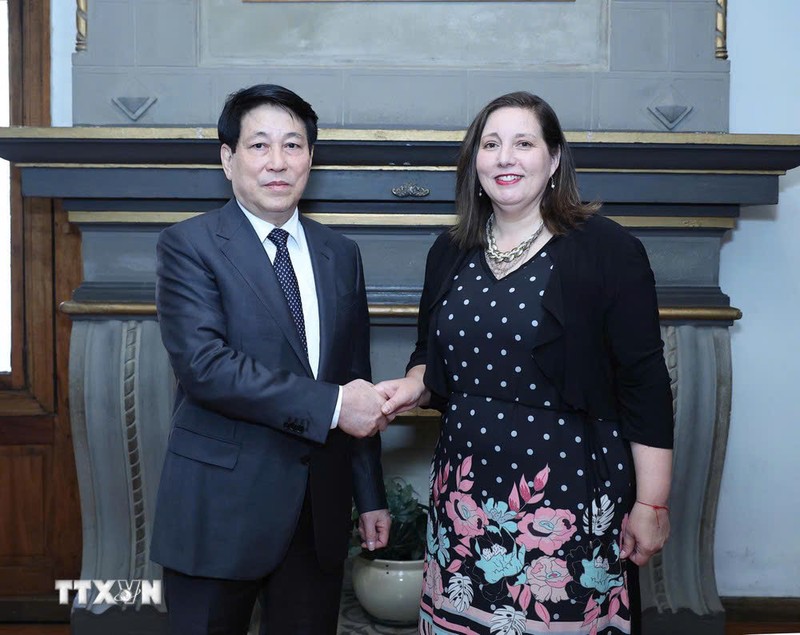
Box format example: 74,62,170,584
337,367,429,439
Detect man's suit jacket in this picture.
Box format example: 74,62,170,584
150,199,385,580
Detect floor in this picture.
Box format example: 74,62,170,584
1,619,799,635
725,627,800,635
0,590,798,635
337,585,416,634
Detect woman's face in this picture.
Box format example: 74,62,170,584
475,107,560,218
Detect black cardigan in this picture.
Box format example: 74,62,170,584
408,214,674,449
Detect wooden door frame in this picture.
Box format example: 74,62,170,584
0,0,82,621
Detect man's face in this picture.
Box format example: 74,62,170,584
220,104,313,224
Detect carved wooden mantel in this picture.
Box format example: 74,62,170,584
1,127,799,635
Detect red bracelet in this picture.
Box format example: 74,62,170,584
636,501,669,527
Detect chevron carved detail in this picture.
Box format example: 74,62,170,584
112,96,158,122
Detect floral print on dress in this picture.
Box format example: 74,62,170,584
516,507,578,555
421,454,632,634
525,556,571,603
446,491,488,537
418,250,634,635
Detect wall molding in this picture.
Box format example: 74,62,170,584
59,301,743,323
64,211,738,230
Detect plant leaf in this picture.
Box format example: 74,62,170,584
534,601,550,627
519,475,531,503
509,484,521,512
455,544,471,558
461,456,473,477
583,494,615,536
519,586,531,612
533,464,550,491
609,596,620,620
447,574,473,613
490,606,526,635
458,479,474,492
582,605,601,626
447,559,462,573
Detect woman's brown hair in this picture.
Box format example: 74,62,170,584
451,91,599,249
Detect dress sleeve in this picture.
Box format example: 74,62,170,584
406,231,450,373
605,235,674,448
407,231,455,412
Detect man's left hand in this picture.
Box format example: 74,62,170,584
358,509,391,552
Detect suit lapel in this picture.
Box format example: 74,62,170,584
302,217,336,379
216,200,312,375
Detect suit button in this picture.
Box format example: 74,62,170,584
300,455,311,466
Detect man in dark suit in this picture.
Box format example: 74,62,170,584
150,84,391,634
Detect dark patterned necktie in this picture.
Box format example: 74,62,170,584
267,228,307,356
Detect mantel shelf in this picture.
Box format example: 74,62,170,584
0,124,796,320
1,127,799,172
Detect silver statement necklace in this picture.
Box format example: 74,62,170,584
485,213,545,278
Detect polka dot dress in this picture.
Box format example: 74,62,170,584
419,248,635,635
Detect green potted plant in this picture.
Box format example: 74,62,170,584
351,477,428,625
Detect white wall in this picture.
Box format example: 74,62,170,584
1,0,9,372
51,0,73,125
716,0,800,597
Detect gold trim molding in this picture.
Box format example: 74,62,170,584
244,0,574,3
60,301,742,322
16,163,783,177
3,127,800,147
66,211,737,230
76,0,88,52
715,0,728,60
61,301,157,316
659,306,741,321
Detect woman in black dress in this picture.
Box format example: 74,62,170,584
376,92,673,635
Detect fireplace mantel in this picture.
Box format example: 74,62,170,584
2,127,799,314
2,127,799,635
2,127,800,169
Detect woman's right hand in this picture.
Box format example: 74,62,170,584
374,366,429,419
619,500,670,567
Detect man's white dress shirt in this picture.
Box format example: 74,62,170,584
238,202,343,428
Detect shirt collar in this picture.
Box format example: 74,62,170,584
236,201,302,246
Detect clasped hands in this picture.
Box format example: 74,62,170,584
338,370,428,439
